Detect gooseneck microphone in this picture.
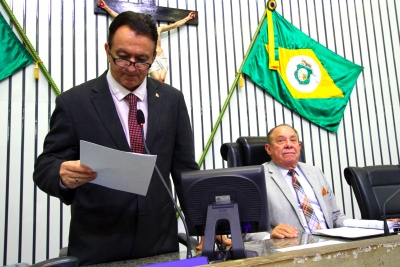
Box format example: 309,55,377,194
382,188,400,236
136,109,193,259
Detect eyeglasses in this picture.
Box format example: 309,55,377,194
108,50,152,70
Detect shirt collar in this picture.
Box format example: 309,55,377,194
106,70,147,101
278,165,300,177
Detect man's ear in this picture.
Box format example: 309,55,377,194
298,141,303,150
104,43,110,60
152,50,157,61
265,144,271,155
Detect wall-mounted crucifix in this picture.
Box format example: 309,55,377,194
95,0,199,83
94,0,198,25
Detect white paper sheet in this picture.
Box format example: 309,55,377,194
313,227,386,239
343,219,398,230
80,140,157,195
276,240,344,252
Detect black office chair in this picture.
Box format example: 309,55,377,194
220,136,305,167
344,165,400,220
30,257,78,267
8,256,79,267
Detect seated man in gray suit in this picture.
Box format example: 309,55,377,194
262,124,346,239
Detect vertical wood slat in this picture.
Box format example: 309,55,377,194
0,0,399,264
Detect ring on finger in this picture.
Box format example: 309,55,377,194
75,177,79,183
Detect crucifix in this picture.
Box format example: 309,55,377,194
94,0,198,25
95,0,198,83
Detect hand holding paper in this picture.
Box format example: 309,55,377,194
59,160,97,189
80,140,157,195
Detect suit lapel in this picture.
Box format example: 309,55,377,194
145,79,161,152
297,162,333,228
90,71,130,151
268,162,304,225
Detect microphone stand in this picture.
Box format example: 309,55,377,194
382,188,400,236
137,110,193,259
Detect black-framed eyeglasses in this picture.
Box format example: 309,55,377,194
108,50,152,70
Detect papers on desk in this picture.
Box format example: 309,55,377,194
313,219,400,239
276,240,344,252
80,140,157,195
343,219,398,230
313,227,386,239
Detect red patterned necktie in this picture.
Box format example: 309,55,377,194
126,94,144,153
289,169,321,232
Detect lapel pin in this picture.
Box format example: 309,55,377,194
155,93,159,98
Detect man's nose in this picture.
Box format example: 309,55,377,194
283,140,293,147
126,63,139,71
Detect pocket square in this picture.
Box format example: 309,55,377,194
322,187,327,196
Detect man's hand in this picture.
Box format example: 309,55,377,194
271,224,298,239
59,160,97,189
97,0,105,8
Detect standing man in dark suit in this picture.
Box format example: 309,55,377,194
33,11,198,266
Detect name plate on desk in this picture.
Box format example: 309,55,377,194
139,256,208,267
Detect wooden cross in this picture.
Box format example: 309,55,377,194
94,0,198,25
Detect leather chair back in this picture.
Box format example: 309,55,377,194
220,136,305,167
344,165,400,220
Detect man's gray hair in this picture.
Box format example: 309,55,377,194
266,124,300,144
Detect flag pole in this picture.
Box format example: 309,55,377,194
0,0,61,96
198,8,268,167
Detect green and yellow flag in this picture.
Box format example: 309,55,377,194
242,8,363,132
0,12,34,81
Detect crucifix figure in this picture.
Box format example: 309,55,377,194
98,0,195,83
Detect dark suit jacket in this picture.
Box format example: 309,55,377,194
33,71,199,266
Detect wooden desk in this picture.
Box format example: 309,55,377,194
212,234,400,267
89,234,400,266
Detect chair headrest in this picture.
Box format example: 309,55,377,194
236,136,270,166
220,142,243,167
344,165,400,186
220,136,306,167
344,165,400,220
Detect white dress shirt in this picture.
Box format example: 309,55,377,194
106,71,148,145
279,166,328,233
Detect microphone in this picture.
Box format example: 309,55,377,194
136,109,193,259
382,188,400,236
136,109,145,127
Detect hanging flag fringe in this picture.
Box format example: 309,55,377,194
34,61,42,79
236,72,244,87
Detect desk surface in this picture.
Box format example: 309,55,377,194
214,234,400,267
88,234,400,267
